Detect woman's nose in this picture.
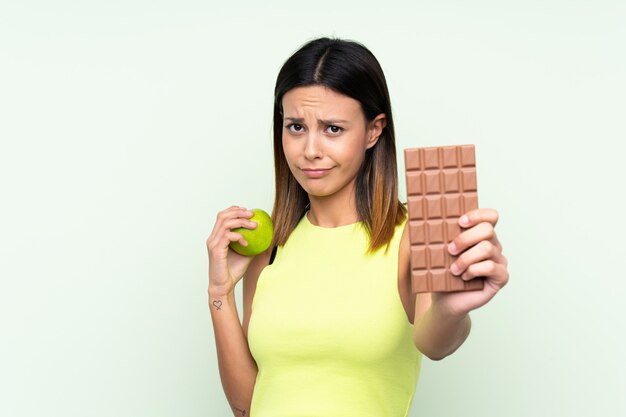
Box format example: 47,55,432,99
303,133,323,160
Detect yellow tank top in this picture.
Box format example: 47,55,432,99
248,210,422,417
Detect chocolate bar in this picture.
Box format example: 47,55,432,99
404,145,484,293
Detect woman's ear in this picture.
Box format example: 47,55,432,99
366,113,387,149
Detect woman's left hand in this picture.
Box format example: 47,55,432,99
431,208,509,317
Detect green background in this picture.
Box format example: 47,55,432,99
1,1,624,416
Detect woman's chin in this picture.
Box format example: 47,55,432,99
300,185,332,198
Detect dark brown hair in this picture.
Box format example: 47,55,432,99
270,37,407,254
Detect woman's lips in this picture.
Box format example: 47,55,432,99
302,168,332,178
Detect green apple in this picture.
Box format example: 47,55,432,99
229,208,274,256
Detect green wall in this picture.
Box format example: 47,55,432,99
1,1,624,416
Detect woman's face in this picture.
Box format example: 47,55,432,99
281,85,385,201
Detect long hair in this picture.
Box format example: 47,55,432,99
270,37,407,254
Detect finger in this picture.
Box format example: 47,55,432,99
216,206,252,224
226,231,248,247
490,234,503,252
459,208,499,229
460,260,509,289
208,206,252,247
450,240,500,276
215,206,249,226
222,216,258,232
209,230,248,255
208,218,257,251
211,216,257,251
480,233,502,254
448,221,496,256
494,251,509,267
213,207,253,234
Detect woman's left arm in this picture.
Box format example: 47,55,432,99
412,208,509,360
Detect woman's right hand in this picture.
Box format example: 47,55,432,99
206,206,258,296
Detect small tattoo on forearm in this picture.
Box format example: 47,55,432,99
212,300,222,310
232,405,246,415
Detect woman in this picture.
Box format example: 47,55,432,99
207,37,509,417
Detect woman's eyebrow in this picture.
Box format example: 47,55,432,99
318,119,349,125
284,117,350,125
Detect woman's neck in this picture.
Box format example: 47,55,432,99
307,193,359,228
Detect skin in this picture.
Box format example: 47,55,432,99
281,85,386,227
206,85,509,415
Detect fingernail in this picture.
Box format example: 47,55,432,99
460,215,470,226
448,242,458,255
450,263,461,275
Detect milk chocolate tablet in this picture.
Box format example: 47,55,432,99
404,145,484,293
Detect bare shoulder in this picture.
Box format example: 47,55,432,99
242,247,272,338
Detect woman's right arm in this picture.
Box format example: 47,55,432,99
206,206,269,417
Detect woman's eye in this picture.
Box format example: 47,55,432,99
287,124,304,133
327,125,342,134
